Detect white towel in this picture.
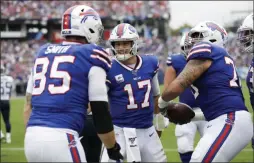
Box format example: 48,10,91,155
123,127,141,162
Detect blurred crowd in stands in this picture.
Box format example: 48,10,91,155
1,33,251,85
1,1,250,85
1,1,170,20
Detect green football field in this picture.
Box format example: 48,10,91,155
1,82,253,162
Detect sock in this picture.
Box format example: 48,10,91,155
179,151,193,163
6,132,11,139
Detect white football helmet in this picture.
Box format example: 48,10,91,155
109,23,139,61
61,5,104,44
180,32,193,57
237,13,253,53
188,21,228,48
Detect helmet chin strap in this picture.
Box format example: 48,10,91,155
114,47,135,61
116,53,132,61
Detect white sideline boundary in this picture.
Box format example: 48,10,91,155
1,147,253,152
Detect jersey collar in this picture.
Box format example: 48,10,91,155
114,55,143,71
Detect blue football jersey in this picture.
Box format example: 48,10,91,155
107,55,159,128
186,41,247,121
167,54,199,108
28,42,111,134
246,59,254,109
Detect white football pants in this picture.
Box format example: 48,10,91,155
190,111,253,162
175,120,208,154
100,125,167,162
24,126,86,162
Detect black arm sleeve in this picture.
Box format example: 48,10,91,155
90,101,114,134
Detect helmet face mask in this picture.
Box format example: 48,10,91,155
237,13,253,53
189,31,206,44
238,29,253,48
180,32,193,57
182,41,193,57
111,40,134,61
109,23,139,61
188,21,227,48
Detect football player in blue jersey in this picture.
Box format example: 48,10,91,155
101,23,168,162
164,33,207,163
23,5,123,162
159,21,253,162
237,13,254,149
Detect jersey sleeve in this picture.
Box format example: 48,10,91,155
88,66,108,102
166,55,173,67
87,46,112,72
151,73,160,96
26,73,33,94
187,42,213,61
166,54,180,70
148,55,160,76
106,77,112,91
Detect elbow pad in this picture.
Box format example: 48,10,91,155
90,101,113,134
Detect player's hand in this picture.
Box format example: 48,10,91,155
163,117,170,128
107,142,123,161
154,113,169,131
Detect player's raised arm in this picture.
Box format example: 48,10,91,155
152,60,169,136
164,59,177,90
152,67,162,115
152,72,166,136
161,59,211,102
88,65,123,161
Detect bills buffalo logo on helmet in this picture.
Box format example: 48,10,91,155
80,9,99,23
206,22,226,39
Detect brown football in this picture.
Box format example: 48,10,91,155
165,102,195,125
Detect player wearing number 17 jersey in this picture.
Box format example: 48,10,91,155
101,23,167,162
24,5,123,162
159,21,253,162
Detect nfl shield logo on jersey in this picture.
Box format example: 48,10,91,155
115,74,124,83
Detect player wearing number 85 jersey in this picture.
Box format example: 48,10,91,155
101,23,167,162
159,21,253,162
24,5,123,162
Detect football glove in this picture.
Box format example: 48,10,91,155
158,96,171,109
153,113,170,131
107,142,124,161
